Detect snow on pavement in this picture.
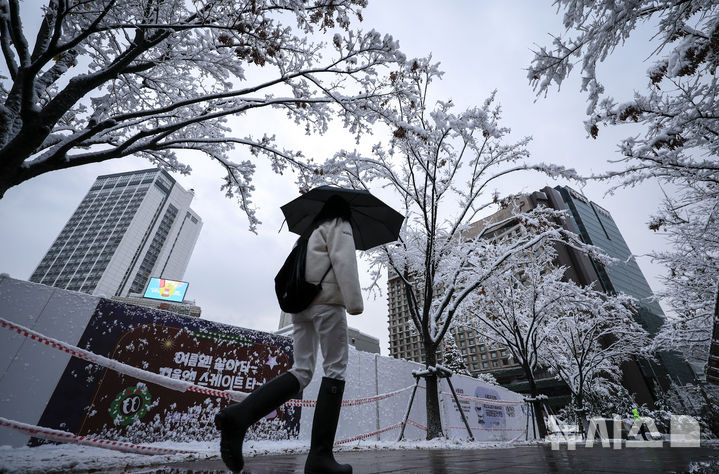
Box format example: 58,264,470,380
0,438,541,472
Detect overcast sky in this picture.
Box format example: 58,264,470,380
0,1,667,355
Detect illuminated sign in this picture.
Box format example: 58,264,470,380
143,278,189,303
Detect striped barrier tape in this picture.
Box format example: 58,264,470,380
447,425,525,432
0,317,237,399
0,317,415,409
0,417,203,456
283,384,415,408
1,318,529,448
335,422,404,444
406,419,428,431
439,391,524,406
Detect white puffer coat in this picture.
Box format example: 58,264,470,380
304,217,364,315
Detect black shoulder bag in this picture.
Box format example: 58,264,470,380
274,228,332,313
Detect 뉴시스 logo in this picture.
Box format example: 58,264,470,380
109,384,153,426
547,414,701,450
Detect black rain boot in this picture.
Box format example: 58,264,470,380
304,377,352,474
214,372,300,473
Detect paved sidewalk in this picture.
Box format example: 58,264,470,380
122,444,719,473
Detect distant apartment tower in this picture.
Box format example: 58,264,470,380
30,169,202,298
387,276,426,362
555,185,696,390
387,280,514,371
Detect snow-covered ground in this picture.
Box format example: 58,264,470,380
0,438,542,473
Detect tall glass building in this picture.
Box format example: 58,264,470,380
30,169,202,298
556,185,695,390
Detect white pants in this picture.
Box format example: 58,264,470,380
288,304,349,389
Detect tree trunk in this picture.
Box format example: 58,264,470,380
574,391,586,436
424,347,444,439
714,282,719,340
523,363,548,438
576,392,583,414
0,161,28,199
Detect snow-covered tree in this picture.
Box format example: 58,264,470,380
330,59,587,439
474,371,498,386
529,1,719,183
0,0,406,229
441,333,470,376
651,194,719,367
541,289,652,411
528,0,719,361
456,238,610,437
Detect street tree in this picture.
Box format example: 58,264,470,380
441,333,470,377
0,0,406,230
651,195,719,365
541,287,652,412
329,59,588,439
528,0,719,356
455,238,614,437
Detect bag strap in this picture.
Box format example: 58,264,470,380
319,265,332,284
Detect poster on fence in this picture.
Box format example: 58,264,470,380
33,298,299,444
439,376,533,441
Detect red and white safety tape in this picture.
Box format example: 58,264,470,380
0,413,526,457
283,384,415,408
334,418,427,444
406,419,428,431
447,425,525,432
0,415,428,455
335,422,404,444
439,391,524,406
0,417,203,456
1,319,532,455
0,317,415,408
0,317,239,399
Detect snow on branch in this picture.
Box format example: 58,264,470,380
0,0,407,231
529,1,719,367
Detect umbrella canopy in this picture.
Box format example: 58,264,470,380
280,186,404,250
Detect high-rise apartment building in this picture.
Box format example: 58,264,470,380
386,274,516,372
30,169,202,298
387,276,425,362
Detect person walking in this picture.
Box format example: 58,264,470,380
215,195,363,474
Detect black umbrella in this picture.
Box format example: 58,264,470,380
280,186,404,250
